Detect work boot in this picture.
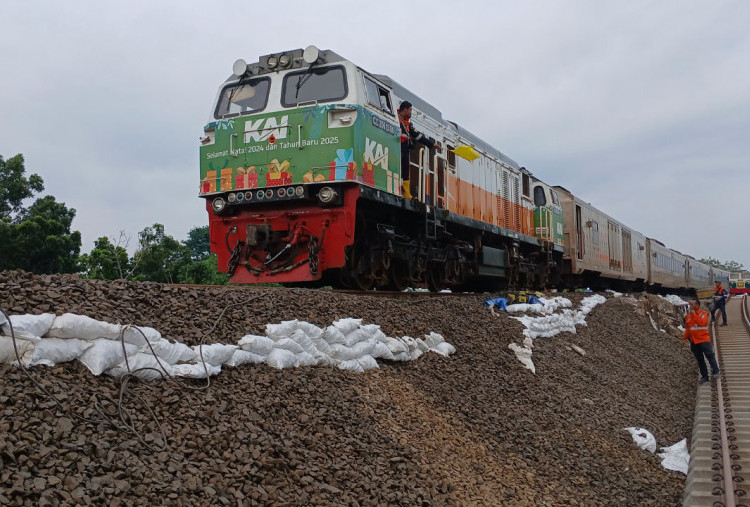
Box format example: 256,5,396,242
402,180,412,200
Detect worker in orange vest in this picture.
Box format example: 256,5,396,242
683,298,720,384
710,280,729,326
397,101,438,200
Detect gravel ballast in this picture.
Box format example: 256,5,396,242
0,271,696,505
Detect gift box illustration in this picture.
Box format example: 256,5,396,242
201,170,218,193
235,166,259,189
266,159,292,186
219,167,233,191
329,148,357,180
362,160,375,186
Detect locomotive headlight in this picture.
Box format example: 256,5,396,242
318,186,338,203
211,197,227,213
295,186,304,196
267,56,278,69
228,192,236,203
278,54,291,67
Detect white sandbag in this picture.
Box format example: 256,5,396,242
265,320,298,339
371,341,395,361
357,355,379,371
0,336,36,365
409,348,423,360
289,329,319,356
238,334,275,355
77,339,139,376
658,438,689,475
430,341,456,357
350,340,375,358
307,333,333,357
296,351,318,366
193,343,238,367
328,343,360,361
1,313,55,341
28,338,94,367
106,352,172,381
370,329,389,344
359,324,383,339
47,313,122,340
296,321,324,339
171,362,221,378
508,342,535,374
332,318,362,335
343,328,368,347
323,325,347,345
273,338,305,355
391,351,412,362
337,358,364,372
386,337,408,355
224,349,266,367
121,325,162,347
423,332,445,349
144,340,196,365
266,348,299,369
625,427,657,453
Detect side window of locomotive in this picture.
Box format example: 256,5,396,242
533,186,547,207
282,66,347,107
522,174,531,198
551,190,560,206
447,145,456,172
215,78,271,119
364,77,393,114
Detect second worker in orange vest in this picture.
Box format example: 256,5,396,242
683,298,720,383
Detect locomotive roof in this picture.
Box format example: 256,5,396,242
374,74,520,170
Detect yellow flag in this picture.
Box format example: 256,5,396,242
450,145,480,161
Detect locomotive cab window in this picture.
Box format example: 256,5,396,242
282,65,348,107
364,77,393,114
215,77,271,119
533,186,547,207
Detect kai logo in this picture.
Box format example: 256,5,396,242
364,138,389,169
244,116,289,143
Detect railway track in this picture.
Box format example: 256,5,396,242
684,295,750,506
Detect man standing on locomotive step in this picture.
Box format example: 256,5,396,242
398,101,438,200
711,280,729,326
684,298,720,384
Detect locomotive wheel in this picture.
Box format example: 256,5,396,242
426,266,446,292
388,261,411,292
354,272,374,291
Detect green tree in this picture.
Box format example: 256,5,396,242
79,236,131,280
700,257,744,272
132,223,192,283
0,154,81,273
183,225,211,260
0,154,44,219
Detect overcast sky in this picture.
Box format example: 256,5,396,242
1,0,748,269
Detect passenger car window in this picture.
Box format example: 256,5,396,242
282,66,347,106
215,78,271,118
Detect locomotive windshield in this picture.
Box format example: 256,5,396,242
215,77,271,118
281,65,347,106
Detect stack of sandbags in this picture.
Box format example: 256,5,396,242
1,313,456,380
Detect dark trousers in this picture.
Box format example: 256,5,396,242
690,341,720,379
711,302,727,324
